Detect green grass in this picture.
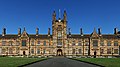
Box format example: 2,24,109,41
74,58,120,67
0,57,47,67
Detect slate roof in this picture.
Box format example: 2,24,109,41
29,34,52,39
0,34,52,39
102,34,120,39
67,34,120,39
0,34,19,39
0,34,120,39
67,34,90,38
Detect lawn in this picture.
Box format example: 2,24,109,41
73,58,120,67
0,57,47,67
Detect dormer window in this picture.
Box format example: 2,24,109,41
93,40,98,46
2,41,6,46
31,40,34,46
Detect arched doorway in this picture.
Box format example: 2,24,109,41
23,51,26,55
57,49,63,56
94,51,97,58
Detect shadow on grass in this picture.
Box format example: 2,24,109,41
69,58,105,67
18,58,48,67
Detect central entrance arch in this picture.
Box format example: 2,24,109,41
57,49,63,56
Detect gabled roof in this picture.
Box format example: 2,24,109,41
91,28,99,38
21,28,29,37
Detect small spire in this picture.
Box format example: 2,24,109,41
52,10,56,21
48,28,50,36
53,10,56,16
63,10,66,15
68,28,71,35
36,27,39,35
18,28,21,36
80,28,83,36
93,28,96,32
23,27,26,31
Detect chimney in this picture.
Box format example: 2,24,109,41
2,28,6,36
98,28,101,35
18,28,21,36
80,28,83,36
48,28,50,36
36,28,39,36
114,28,118,34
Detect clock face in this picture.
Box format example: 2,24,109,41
58,19,61,22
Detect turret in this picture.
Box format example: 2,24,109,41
98,28,101,35
114,28,118,34
48,28,50,36
2,28,6,36
80,28,83,36
52,11,56,24
63,10,67,21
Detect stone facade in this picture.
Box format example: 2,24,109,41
0,10,120,57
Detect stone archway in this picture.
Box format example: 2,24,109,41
94,51,97,58
57,49,63,56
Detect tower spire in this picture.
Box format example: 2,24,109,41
59,9,61,19
63,10,67,21
52,10,56,21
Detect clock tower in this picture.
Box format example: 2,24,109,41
52,10,67,56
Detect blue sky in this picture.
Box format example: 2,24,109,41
0,0,120,34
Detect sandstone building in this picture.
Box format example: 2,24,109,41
0,10,120,57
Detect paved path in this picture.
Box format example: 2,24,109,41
25,57,99,67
